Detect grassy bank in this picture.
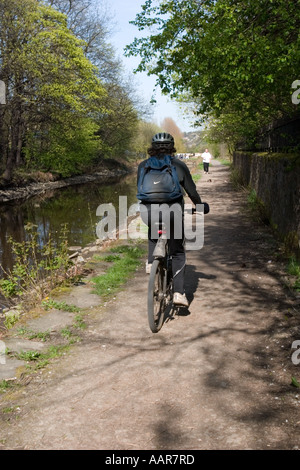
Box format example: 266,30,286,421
91,242,146,299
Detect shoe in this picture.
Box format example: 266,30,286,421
173,292,189,307
146,262,152,274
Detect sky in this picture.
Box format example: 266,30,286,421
106,0,196,133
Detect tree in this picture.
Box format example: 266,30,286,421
125,0,300,146
160,117,185,152
95,79,139,157
44,0,120,83
44,0,142,159
130,120,161,158
0,0,107,181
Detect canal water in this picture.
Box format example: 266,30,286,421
0,172,138,281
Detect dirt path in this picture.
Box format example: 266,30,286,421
0,162,300,450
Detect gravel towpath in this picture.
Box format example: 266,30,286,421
0,161,299,450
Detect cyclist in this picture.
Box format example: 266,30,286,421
137,132,209,308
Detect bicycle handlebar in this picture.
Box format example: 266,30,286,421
192,202,210,215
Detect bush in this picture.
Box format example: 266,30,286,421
0,223,73,306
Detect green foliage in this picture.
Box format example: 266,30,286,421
0,223,72,304
14,345,70,370
0,0,140,180
96,82,139,159
3,310,21,329
291,377,300,388
17,2,106,175
93,244,145,298
288,257,300,277
73,314,87,330
192,170,202,183
130,121,162,158
17,350,42,362
126,0,300,146
246,189,269,224
17,327,51,342
25,118,101,177
287,257,300,292
101,254,122,262
41,298,81,312
0,380,13,394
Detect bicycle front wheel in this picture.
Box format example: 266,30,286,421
147,259,166,333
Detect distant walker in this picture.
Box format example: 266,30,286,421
201,149,212,174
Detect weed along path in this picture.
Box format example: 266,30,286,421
0,161,300,451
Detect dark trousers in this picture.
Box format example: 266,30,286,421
140,202,186,294
203,162,209,173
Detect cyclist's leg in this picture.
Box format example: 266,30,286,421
170,241,186,294
140,203,159,264
167,203,189,307
170,240,188,307
168,203,186,294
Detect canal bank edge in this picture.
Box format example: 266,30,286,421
0,158,133,203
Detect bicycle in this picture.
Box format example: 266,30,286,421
146,204,209,333
147,222,177,333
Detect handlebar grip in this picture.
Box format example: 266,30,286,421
192,203,210,214
203,202,210,214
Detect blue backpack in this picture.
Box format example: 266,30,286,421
137,155,182,203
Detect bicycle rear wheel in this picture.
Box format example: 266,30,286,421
147,259,166,333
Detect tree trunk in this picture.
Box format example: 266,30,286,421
2,148,15,182
16,122,24,167
2,101,23,182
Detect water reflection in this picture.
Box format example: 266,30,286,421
0,173,138,276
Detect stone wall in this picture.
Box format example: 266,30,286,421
233,151,300,253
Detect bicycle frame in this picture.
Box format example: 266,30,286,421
147,223,174,333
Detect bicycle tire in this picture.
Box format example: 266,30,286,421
147,259,166,333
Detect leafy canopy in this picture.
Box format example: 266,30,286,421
126,0,300,143
0,0,109,176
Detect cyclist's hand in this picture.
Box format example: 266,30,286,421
192,203,210,215
203,202,210,214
